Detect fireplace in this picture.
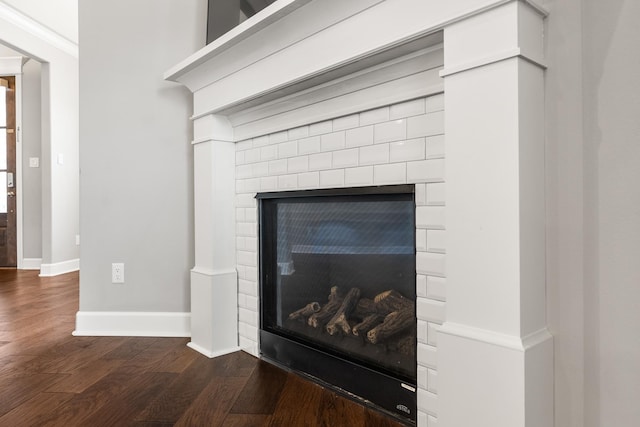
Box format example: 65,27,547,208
167,1,553,425
258,185,417,422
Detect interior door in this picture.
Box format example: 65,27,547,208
0,77,17,267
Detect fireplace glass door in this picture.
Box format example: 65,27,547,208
259,186,416,383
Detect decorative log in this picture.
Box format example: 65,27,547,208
328,285,343,302
374,290,413,314
367,308,415,344
394,332,416,356
288,302,321,321
326,287,361,336
308,286,343,328
353,298,376,318
352,313,384,336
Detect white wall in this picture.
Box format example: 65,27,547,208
21,59,42,260
78,0,206,314
545,0,640,425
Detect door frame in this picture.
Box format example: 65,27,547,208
1,57,26,269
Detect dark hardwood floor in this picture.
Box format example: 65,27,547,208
0,270,407,426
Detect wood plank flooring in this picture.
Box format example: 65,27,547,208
0,270,408,426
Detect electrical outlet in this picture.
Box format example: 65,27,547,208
112,263,125,283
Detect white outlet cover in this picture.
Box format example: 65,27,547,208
112,263,125,283
29,157,40,168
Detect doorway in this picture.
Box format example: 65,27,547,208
0,76,16,267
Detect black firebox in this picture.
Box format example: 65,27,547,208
257,185,417,423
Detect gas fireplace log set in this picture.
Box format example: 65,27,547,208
288,286,415,351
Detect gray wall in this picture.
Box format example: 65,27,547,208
78,0,206,312
545,0,640,425
21,59,42,259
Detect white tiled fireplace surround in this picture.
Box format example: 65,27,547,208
166,1,553,426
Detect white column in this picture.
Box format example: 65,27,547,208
188,114,240,358
438,2,553,426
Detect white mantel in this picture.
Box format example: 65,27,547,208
167,1,553,426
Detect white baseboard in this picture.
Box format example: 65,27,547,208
21,258,42,270
187,341,241,358
73,311,191,337
39,258,79,276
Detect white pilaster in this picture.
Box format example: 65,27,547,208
438,2,553,426
188,114,240,358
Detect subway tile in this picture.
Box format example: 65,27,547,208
238,279,257,297
427,276,447,302
416,229,427,252
308,152,333,170
417,319,429,344
321,131,346,152
417,389,438,416
244,178,261,193
359,144,389,165
309,120,333,136
245,148,261,163
252,135,270,147
236,164,252,179
407,158,445,183
260,145,278,161
426,93,444,113
427,369,438,394
244,207,257,223
245,236,257,252
278,174,298,189
235,208,246,223
374,163,406,185
237,250,257,267
418,365,428,390
320,169,345,187
390,98,426,119
427,229,446,254
236,139,253,151
288,125,309,140
278,140,298,158
360,106,390,125
407,111,445,138
252,161,269,177
236,193,256,208
416,252,446,277
417,343,437,369
268,159,287,175
298,172,320,189
332,148,359,168
236,150,246,165
287,156,309,173
268,131,288,144
345,125,374,148
298,135,321,154
345,166,374,186
427,322,439,346
426,183,445,206
417,274,428,298
260,176,277,191
333,114,360,131
417,298,446,324
425,135,445,159
416,206,446,230
415,183,427,206
374,119,407,144
390,138,426,162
